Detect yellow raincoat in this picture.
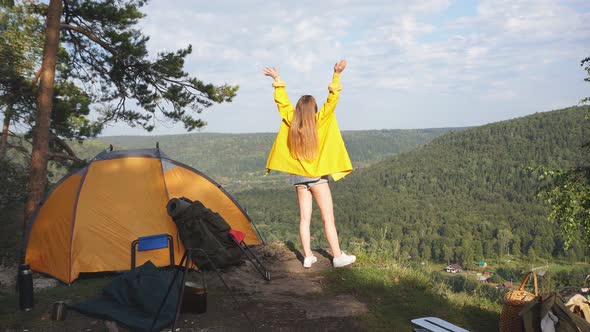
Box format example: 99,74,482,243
265,73,353,181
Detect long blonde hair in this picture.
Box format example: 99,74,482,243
288,95,318,160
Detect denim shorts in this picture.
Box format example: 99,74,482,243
290,175,329,190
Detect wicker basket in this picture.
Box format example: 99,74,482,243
499,271,539,332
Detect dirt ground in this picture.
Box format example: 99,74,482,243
2,243,369,331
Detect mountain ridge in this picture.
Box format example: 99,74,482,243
77,128,462,186
235,106,590,263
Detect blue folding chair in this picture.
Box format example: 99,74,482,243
130,234,175,269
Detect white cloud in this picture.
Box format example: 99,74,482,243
409,0,451,13
465,46,488,68
482,80,518,101
98,0,590,135
387,15,436,48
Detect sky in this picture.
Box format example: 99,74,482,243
98,0,590,135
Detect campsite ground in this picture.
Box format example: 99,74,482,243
0,241,501,331
0,242,369,331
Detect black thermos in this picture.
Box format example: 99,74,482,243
17,264,34,311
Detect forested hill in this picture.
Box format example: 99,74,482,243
236,106,590,263
86,128,458,183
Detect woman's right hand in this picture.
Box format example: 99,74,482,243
263,67,280,81
334,59,347,74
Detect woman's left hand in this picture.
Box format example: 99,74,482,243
263,67,280,81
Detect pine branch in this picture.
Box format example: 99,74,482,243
7,142,29,155
60,23,116,54
31,68,42,88
49,131,80,161
68,29,111,81
63,0,71,24
47,152,79,161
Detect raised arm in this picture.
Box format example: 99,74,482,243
264,67,294,123
318,59,346,125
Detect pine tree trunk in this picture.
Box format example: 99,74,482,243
0,101,13,158
23,0,62,238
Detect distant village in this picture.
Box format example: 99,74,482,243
444,260,516,289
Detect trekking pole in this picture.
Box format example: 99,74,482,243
184,248,258,331
229,230,271,281
236,242,271,281
150,250,191,331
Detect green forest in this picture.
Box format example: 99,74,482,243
101,129,454,176
234,106,590,265
64,128,457,189
0,127,455,262
2,106,589,267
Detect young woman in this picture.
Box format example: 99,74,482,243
263,60,356,268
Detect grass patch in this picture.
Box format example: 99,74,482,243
0,277,112,329
323,259,501,332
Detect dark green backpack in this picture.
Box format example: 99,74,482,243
167,198,243,269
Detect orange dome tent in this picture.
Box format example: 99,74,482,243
24,148,262,284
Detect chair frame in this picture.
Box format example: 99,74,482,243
130,234,174,269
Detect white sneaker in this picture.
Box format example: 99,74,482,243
333,252,356,268
303,255,318,268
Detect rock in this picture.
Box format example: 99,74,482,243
33,276,59,290
0,265,16,289
105,320,119,332
0,266,59,290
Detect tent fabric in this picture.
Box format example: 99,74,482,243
92,148,171,161
25,172,83,280
70,261,182,332
24,148,261,283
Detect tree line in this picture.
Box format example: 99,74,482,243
235,106,590,265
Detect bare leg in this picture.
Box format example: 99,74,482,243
310,183,342,257
296,186,314,257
